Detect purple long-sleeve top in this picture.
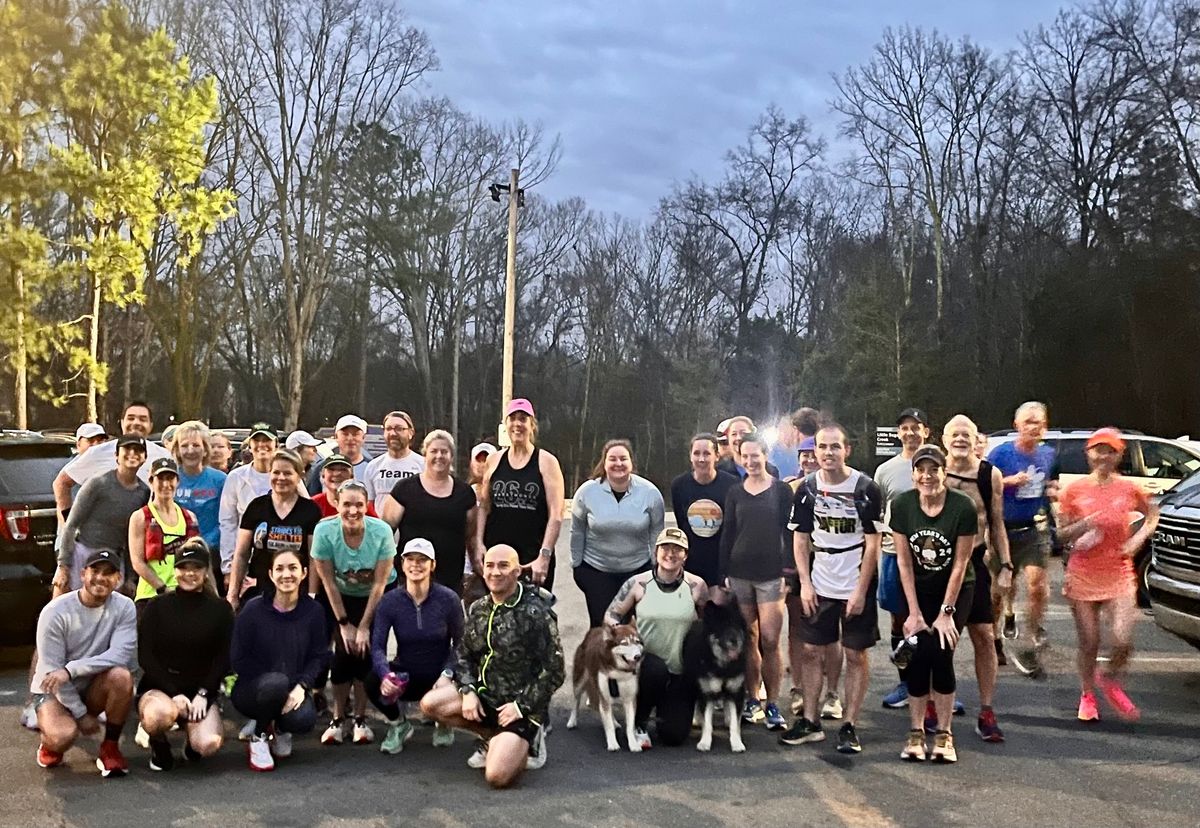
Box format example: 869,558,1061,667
370,583,463,680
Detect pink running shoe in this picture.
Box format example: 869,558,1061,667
1077,691,1100,722
1094,672,1140,722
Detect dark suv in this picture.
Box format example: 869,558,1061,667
1147,470,1200,650
0,432,74,645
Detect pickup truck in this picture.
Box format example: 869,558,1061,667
1147,469,1200,650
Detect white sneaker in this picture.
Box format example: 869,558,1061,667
238,719,257,742
526,726,547,770
271,731,292,758
247,735,274,772
20,703,39,731
135,723,151,749
820,692,844,721
352,719,374,745
321,719,346,745
633,728,653,751
466,739,488,769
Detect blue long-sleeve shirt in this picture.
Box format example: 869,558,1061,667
570,474,665,572
370,583,463,680
230,595,328,689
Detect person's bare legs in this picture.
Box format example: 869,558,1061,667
968,624,998,707
483,731,530,789
823,642,844,700
332,682,351,722
786,599,805,700
138,691,180,738
351,680,369,718
756,598,785,706
1025,564,1048,644
738,604,763,705
186,703,224,756
37,698,84,753
1073,600,1102,693
85,668,133,731
1104,592,1137,678
841,647,869,725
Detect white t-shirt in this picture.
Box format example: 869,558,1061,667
363,452,425,514
788,470,879,600
62,439,171,485
873,453,915,555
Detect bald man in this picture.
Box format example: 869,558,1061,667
420,545,564,788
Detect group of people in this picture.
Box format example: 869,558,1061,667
27,394,1157,783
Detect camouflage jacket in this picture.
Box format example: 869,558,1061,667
455,582,565,719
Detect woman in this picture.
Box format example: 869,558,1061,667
172,420,227,563
129,458,200,603
1057,428,1158,723
603,527,708,748
136,539,233,771
218,423,279,582
384,430,479,593
230,548,329,772
718,432,793,730
890,444,977,763
311,479,397,746
312,454,378,518
367,537,463,753
570,439,665,627
226,449,323,609
669,433,739,588
209,432,234,473
477,398,565,589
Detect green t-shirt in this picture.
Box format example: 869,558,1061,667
311,516,397,597
889,488,977,595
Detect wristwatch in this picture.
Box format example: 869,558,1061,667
1000,562,1014,571
458,684,475,696
538,547,553,559
941,604,955,616
337,615,350,625
196,688,208,698
441,668,455,680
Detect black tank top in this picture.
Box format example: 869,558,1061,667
484,446,549,563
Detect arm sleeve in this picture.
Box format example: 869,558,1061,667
671,478,689,537
515,609,565,716
136,600,177,697
718,488,738,581
64,599,136,682
229,609,252,676
201,603,235,697
370,596,394,678
569,484,588,568
218,473,240,572
310,524,332,561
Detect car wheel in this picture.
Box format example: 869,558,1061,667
1135,547,1152,609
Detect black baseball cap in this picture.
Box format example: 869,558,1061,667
148,457,178,479
323,453,353,470
83,548,122,572
115,433,147,453
249,422,276,440
912,444,947,468
174,540,210,568
896,408,929,426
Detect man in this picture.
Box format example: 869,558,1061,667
311,454,377,518
782,424,882,754
285,430,324,474
32,548,137,776
716,416,781,479
74,423,108,455
943,415,1013,742
307,414,374,494
420,545,564,788
874,407,930,708
218,423,278,577
363,410,425,515
987,401,1058,678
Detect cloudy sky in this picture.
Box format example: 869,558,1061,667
406,1,1063,219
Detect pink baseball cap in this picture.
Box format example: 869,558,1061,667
505,398,535,418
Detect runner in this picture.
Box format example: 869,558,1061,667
669,433,738,587
311,479,397,747
31,548,136,776
1057,428,1158,723
781,424,882,754
171,421,227,567
716,416,781,479
719,432,793,731
135,539,233,771
128,458,200,603
987,401,1058,678
367,538,463,753
218,423,279,581
229,548,329,772
383,430,479,594
942,415,1013,742
570,439,665,627
306,414,373,492
478,398,565,590
312,453,378,518
74,423,108,454
468,442,498,499
363,410,425,514
419,544,565,788
284,430,323,475
209,432,234,473
890,445,977,763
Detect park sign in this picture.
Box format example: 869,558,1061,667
875,426,902,457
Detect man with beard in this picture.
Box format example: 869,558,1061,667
365,411,426,516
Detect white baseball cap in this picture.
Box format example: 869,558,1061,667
75,423,107,441
470,442,498,459
401,537,436,561
335,414,368,433
285,430,323,451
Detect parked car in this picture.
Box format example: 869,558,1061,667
1147,468,1200,650
0,431,75,646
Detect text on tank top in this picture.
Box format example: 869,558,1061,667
485,446,549,553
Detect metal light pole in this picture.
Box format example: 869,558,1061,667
490,168,525,445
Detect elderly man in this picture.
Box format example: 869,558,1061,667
307,414,375,494
420,544,564,789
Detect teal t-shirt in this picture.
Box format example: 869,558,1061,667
311,516,397,597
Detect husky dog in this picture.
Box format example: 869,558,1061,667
566,624,645,752
683,598,748,753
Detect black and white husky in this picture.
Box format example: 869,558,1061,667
682,598,748,753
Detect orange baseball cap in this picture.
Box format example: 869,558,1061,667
1086,427,1125,452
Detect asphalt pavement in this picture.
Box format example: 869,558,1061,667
2,529,1199,828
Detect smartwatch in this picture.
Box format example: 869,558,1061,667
337,615,350,626
196,688,208,698
941,604,956,616
538,547,553,559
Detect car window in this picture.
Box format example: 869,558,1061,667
1056,438,1134,476
0,445,73,499
1139,440,1200,480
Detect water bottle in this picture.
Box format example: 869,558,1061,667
381,671,409,704
890,635,920,669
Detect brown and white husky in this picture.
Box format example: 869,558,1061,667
566,624,645,752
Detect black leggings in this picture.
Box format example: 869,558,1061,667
363,671,438,721
635,652,696,746
573,560,650,628
330,594,371,686
899,585,974,698
231,672,317,734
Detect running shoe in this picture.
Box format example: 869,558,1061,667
882,682,908,708
1077,691,1100,722
836,722,861,754
135,723,151,750
20,702,39,732
1094,672,1140,722
820,692,844,720
526,727,547,770
1002,614,1017,640
95,739,129,778
238,719,257,742
778,718,824,745
764,702,787,731
931,730,957,763
247,734,274,772
633,727,653,751
148,736,174,772
994,639,1007,666
789,687,804,717
924,700,938,734
900,729,926,761
321,718,347,745
953,698,965,716
467,739,489,768
381,719,414,754
741,699,765,723
352,717,374,744
1010,648,1045,679
1033,626,1048,649
431,722,455,748
36,743,64,769
271,731,292,758
975,709,1005,743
